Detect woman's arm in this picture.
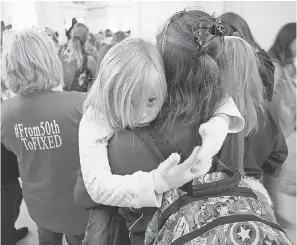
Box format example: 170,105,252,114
79,114,208,209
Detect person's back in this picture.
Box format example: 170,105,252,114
271,60,296,138
1,91,89,234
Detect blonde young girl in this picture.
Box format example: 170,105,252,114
78,37,244,212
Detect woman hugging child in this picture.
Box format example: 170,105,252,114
76,36,244,244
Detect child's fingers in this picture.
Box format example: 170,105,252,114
159,153,181,171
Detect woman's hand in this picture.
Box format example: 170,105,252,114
153,146,212,194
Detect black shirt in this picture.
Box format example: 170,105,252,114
1,143,19,185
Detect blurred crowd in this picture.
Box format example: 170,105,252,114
1,17,130,93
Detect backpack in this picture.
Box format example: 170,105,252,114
144,166,292,245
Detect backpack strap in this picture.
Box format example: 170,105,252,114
189,158,242,196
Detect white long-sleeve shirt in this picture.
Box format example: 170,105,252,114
79,96,244,208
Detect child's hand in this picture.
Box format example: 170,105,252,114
153,146,211,194
197,116,229,164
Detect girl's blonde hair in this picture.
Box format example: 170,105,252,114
2,29,63,95
223,36,266,136
84,38,167,134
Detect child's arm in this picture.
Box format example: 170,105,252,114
79,115,162,208
195,96,245,164
214,96,244,133
79,114,206,209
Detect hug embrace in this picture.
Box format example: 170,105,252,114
76,9,291,245
1,7,291,245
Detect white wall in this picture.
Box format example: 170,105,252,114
223,1,297,50
1,1,296,49
128,1,296,47
129,1,225,42
85,7,107,33
35,2,63,33
1,1,37,30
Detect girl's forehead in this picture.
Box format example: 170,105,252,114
144,67,161,85
131,68,161,101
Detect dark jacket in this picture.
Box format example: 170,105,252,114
108,116,244,245
243,106,288,180
1,144,19,185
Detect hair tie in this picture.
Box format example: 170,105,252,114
210,22,225,36
192,18,226,58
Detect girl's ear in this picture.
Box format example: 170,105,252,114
233,31,241,38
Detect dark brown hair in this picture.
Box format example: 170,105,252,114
156,10,227,134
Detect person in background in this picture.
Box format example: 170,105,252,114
1,20,5,51
1,23,15,55
85,33,99,64
65,18,78,41
124,30,131,38
218,18,289,183
105,29,113,38
112,31,126,43
94,31,104,51
61,23,96,92
45,27,60,51
1,81,28,245
96,31,128,75
222,35,288,187
220,12,275,101
102,29,113,45
220,12,292,229
268,22,296,138
266,22,296,236
1,29,89,245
